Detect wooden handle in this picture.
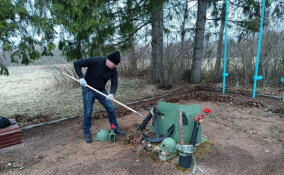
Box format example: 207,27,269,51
179,110,184,145
64,73,144,118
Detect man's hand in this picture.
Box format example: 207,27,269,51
106,94,114,101
79,78,87,87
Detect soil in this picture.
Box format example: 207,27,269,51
0,90,283,175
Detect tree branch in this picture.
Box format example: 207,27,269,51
111,21,150,46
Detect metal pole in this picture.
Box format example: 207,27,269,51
281,78,284,102
222,0,229,94
252,0,266,98
64,74,145,118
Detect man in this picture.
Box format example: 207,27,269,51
74,51,126,143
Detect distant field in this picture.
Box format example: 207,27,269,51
0,64,165,124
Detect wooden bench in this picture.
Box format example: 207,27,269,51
0,118,22,149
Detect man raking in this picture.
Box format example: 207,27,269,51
73,51,126,143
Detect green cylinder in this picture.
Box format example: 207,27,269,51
95,129,109,142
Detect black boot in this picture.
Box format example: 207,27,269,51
85,135,92,143
114,128,126,136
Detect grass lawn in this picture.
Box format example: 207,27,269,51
0,64,172,125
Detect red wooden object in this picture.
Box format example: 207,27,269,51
0,118,22,149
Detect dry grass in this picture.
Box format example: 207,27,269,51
0,65,166,121
1,64,281,124
0,65,80,118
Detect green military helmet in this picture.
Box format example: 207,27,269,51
96,129,110,141
160,137,177,153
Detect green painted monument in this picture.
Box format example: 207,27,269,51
151,101,202,144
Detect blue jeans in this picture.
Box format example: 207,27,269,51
82,87,118,136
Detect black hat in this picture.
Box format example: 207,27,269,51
107,51,121,65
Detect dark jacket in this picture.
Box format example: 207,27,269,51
73,57,118,94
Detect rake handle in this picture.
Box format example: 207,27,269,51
64,74,144,118
179,110,185,145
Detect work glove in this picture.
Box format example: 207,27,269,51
106,93,114,101
79,78,87,87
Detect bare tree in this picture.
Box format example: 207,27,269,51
180,0,189,70
151,0,164,84
190,0,208,84
129,38,138,74
214,0,226,78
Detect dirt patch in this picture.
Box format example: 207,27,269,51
1,91,283,175
8,88,282,129
0,111,176,175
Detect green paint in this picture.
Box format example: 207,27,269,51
151,101,202,144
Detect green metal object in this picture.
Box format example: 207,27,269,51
109,129,116,142
95,129,110,142
151,101,202,144
160,137,177,153
159,151,177,161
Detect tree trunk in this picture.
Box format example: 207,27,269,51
151,0,164,84
126,0,138,75
180,0,189,70
129,38,138,75
215,0,226,78
0,61,9,76
190,0,208,84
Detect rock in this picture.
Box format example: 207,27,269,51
137,142,147,153
153,146,160,152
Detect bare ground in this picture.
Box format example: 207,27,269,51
1,65,283,174
1,91,283,175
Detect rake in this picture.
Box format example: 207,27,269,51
64,73,144,118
